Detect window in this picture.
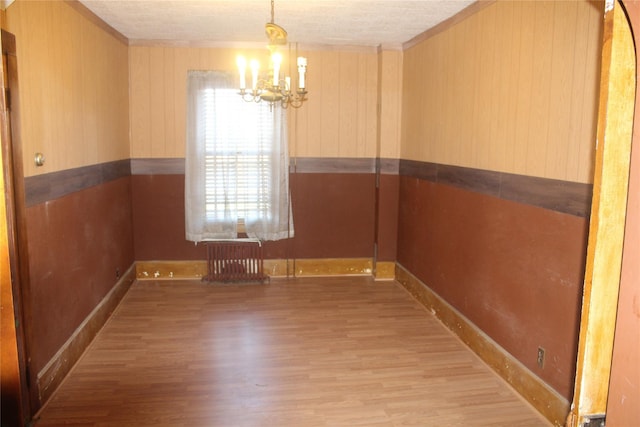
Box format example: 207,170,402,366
185,71,293,242
202,88,273,222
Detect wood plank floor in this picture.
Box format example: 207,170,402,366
34,277,551,426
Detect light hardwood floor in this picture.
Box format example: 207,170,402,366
34,277,551,426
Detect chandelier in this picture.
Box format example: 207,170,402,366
236,0,308,109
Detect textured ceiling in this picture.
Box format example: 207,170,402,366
78,0,476,48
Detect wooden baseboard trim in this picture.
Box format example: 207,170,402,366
36,264,136,406
135,258,375,280
136,260,207,280
292,258,373,276
395,264,569,426
374,261,396,280
265,258,374,278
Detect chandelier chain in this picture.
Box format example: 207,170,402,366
270,0,275,24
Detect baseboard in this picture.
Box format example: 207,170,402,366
291,258,373,276
374,261,396,280
136,260,208,280
36,264,136,406
395,263,569,427
135,258,378,280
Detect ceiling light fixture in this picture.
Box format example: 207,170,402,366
236,0,308,109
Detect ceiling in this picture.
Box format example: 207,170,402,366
78,0,476,49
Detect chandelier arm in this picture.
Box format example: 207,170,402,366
239,90,255,103
236,0,307,109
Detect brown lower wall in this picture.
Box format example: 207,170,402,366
131,173,380,261
377,174,399,262
397,175,588,399
25,177,135,377
289,173,376,259
131,174,206,260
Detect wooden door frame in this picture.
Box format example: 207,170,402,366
567,0,636,425
1,28,34,425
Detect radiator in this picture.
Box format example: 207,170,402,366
203,240,267,283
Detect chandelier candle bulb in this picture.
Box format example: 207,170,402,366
250,59,260,91
237,56,247,90
272,53,282,87
297,56,307,90
285,76,291,91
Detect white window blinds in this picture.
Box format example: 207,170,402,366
185,70,293,242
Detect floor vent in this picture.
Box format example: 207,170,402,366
203,240,267,283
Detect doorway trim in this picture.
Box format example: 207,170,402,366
1,28,34,425
567,0,636,425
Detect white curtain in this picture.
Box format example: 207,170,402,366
185,70,293,242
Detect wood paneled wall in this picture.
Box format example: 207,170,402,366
4,0,129,177
402,0,602,184
291,48,378,158
379,50,402,160
129,45,394,159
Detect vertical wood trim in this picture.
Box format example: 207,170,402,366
606,2,640,424
129,46,150,158
321,51,339,157
525,1,554,176
545,1,577,179
568,1,636,425
512,0,535,175
379,50,402,159
338,51,357,157
578,5,605,183
149,47,165,158
373,46,382,278
1,28,31,425
0,126,24,425
567,2,593,182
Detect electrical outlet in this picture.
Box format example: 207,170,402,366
537,347,545,368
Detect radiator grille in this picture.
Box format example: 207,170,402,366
203,240,267,283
